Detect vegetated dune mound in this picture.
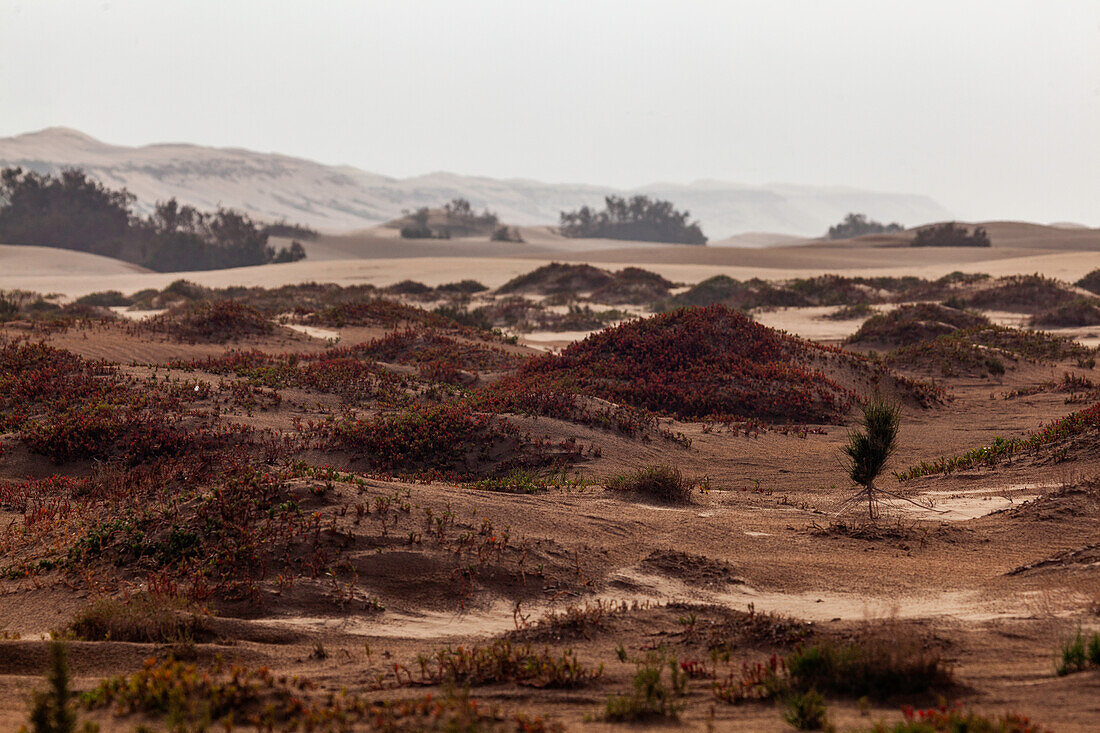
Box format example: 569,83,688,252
846,304,991,347
141,300,277,343
1030,299,1100,328
659,273,978,312
306,298,459,329
1077,269,1100,296
900,401,1100,490
485,305,939,425
498,262,613,295
883,325,1097,378
496,262,673,303
955,274,1085,313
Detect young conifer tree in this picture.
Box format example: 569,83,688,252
841,396,901,520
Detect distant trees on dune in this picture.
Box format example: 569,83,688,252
559,195,707,245
911,222,991,248
825,212,904,240
399,198,500,239
0,167,306,271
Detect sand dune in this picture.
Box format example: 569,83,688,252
2,219,1096,299
2,249,1096,301
0,127,951,237
0,244,150,279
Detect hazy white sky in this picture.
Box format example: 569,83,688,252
2,0,1099,224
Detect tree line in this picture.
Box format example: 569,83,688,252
559,195,707,244
0,167,306,272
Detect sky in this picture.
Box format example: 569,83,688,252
2,0,1099,225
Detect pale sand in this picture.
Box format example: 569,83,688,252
1,219,1097,299
3,249,1096,302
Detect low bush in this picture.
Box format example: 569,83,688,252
1055,627,1100,676
860,705,1050,732
308,298,457,329
69,593,213,644
74,290,131,307
782,688,831,731
713,634,953,704
604,652,687,721
605,465,694,503
784,636,952,699
415,640,602,688
824,303,874,321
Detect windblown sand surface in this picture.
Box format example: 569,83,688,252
0,222,1099,730
2,221,1098,302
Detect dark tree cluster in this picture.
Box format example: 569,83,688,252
826,213,904,240
559,195,707,245
0,167,306,271
400,198,499,239
912,222,991,248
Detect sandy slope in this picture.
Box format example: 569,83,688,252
1,220,1097,300
0,244,149,278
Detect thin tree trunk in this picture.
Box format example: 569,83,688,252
867,479,876,521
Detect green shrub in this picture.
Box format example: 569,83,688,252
782,688,832,730
27,642,80,733
74,291,131,308
784,635,953,699
605,652,686,721
1055,626,1100,675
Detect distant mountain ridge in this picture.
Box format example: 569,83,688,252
0,127,951,239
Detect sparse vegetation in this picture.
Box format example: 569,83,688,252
69,593,212,644
1055,627,1100,675
604,652,687,722
859,706,1049,733
714,633,953,704
605,465,695,503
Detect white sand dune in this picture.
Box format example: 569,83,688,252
0,127,951,238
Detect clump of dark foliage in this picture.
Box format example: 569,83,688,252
826,212,903,239
0,167,306,271
911,222,991,247
559,195,706,244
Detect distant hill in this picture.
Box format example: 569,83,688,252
0,127,952,239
